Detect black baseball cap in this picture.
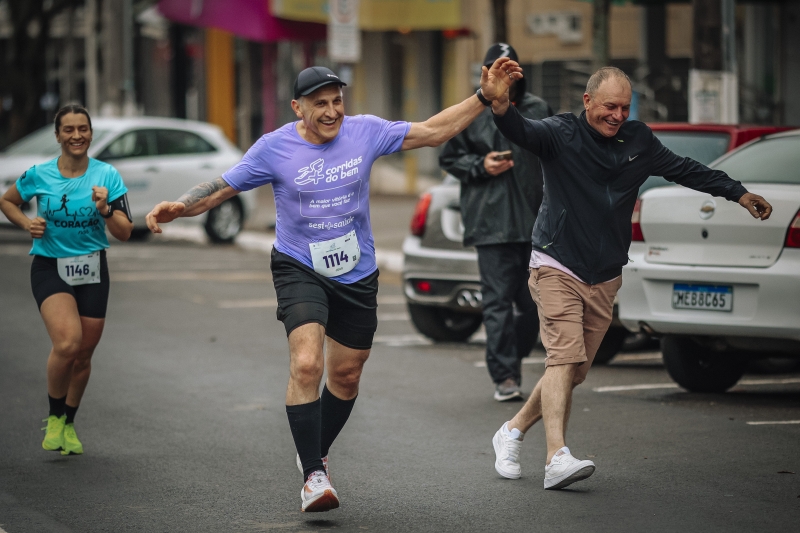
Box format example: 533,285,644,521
483,43,519,67
293,66,347,100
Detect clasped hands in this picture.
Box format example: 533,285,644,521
480,57,523,116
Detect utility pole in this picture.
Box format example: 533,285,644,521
122,0,136,115
689,0,737,123
491,0,507,43
84,0,99,113
592,0,610,71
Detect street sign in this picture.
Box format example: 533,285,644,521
328,0,361,63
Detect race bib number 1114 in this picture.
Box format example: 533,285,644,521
309,230,360,278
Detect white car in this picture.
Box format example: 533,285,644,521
0,117,257,242
619,130,800,392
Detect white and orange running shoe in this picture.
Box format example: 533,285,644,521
301,470,340,512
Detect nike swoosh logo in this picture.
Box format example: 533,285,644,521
629,155,638,162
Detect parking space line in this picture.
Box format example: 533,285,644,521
219,298,278,309
594,377,800,393
218,295,407,308
115,271,271,282
377,312,410,321
593,383,679,392
613,353,662,362
738,378,800,386
372,334,431,346
746,420,800,425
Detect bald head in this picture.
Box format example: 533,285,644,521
585,67,632,97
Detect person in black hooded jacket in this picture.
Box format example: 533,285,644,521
439,43,553,402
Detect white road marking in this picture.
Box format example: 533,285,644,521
218,294,408,309
114,271,271,282
613,353,662,362
593,383,679,392
594,377,800,393
746,420,800,426
377,312,409,321
737,378,800,386
219,298,278,309
474,357,547,368
372,334,432,346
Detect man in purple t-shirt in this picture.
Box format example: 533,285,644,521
146,62,521,512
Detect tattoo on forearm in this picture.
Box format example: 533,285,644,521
176,177,229,208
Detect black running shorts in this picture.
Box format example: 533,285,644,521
270,248,379,350
30,250,110,319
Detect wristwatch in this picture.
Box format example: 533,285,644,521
476,88,492,106
100,206,114,219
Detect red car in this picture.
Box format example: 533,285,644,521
639,123,796,194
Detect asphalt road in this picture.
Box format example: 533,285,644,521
1,218,799,533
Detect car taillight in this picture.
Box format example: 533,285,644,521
785,209,800,248
410,193,432,237
631,198,644,242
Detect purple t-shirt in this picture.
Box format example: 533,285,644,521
223,115,410,283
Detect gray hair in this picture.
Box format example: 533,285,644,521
585,67,632,97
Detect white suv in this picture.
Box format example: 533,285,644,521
618,130,800,392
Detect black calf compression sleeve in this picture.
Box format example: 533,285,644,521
48,395,66,418
286,399,324,480
320,385,356,458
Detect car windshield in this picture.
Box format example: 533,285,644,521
713,136,800,184
653,131,730,165
2,127,109,157
639,130,732,194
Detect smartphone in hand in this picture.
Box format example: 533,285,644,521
493,150,513,161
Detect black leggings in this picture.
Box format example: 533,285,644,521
30,251,110,319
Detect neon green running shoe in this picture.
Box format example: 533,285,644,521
41,415,66,451
61,423,83,455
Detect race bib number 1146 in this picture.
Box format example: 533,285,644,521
309,230,360,278
57,252,101,286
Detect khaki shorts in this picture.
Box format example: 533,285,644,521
528,267,623,385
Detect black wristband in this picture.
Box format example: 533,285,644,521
476,88,492,106
100,207,114,219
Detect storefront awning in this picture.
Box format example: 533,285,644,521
270,0,462,31
158,0,326,42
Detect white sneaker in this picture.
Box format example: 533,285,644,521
296,454,329,479
301,470,340,512
544,446,595,490
492,422,523,479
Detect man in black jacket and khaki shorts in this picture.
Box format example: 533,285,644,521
483,66,773,490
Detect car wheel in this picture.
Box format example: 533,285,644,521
205,198,243,243
661,335,747,393
407,303,482,342
128,228,151,241
593,326,627,365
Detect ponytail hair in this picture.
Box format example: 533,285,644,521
54,104,92,133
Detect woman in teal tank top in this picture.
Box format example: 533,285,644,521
0,105,133,455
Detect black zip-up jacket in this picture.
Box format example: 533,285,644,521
493,106,749,284
439,93,552,247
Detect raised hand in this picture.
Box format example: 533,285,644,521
737,192,772,220
146,201,186,234
480,57,523,102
